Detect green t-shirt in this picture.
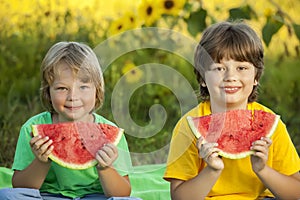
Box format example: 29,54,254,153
12,112,132,198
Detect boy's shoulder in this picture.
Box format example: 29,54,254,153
22,112,52,127
248,102,276,114
182,101,211,118
93,113,116,126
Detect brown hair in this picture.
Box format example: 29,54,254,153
194,21,264,102
40,41,104,112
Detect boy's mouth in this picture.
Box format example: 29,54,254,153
222,87,240,94
65,105,83,110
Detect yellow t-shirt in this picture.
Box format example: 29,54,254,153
164,101,300,200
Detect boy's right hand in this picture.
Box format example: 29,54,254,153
30,134,53,163
197,136,224,171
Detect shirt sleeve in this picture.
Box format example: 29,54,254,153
164,116,204,181
12,112,52,171
269,119,300,175
113,134,133,176
12,123,36,170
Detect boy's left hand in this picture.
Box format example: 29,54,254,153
250,137,272,173
95,143,118,170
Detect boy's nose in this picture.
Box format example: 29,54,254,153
67,88,79,101
223,66,238,82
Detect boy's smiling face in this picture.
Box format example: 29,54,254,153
204,58,258,112
49,62,96,122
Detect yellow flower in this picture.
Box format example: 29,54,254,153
264,8,273,17
108,11,138,36
138,0,162,26
159,0,186,16
122,62,143,83
108,17,128,36
123,11,139,29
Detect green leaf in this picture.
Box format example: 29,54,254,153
262,17,283,47
228,5,256,20
293,23,300,41
183,2,193,12
185,8,207,37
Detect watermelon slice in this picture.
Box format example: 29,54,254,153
32,122,123,170
187,110,280,159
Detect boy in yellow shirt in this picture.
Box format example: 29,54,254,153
164,21,300,199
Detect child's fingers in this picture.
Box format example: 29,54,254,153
199,143,219,160
209,152,221,159
261,137,272,147
95,151,110,169
251,137,272,150
30,136,50,150
42,145,54,158
196,136,204,150
250,137,272,160
95,144,118,169
30,136,54,162
97,149,110,162
102,143,118,156
30,135,42,147
251,145,268,155
39,139,53,153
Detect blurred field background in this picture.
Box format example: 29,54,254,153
0,0,299,167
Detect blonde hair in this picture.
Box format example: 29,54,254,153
194,21,264,102
40,41,104,112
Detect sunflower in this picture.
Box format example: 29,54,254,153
122,62,143,83
123,11,139,29
138,0,162,26
159,0,186,16
108,11,138,36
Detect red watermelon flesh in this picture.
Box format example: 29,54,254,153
78,123,123,157
32,122,123,170
187,110,280,159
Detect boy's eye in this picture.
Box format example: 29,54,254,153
237,66,248,70
56,87,67,91
80,85,89,89
213,66,225,71
209,64,225,71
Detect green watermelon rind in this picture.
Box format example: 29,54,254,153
186,113,280,159
31,124,124,170
186,116,201,138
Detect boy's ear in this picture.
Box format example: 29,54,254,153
201,82,206,87
254,80,258,86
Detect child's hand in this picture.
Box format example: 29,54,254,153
197,136,224,171
250,137,272,173
95,143,118,170
30,134,53,163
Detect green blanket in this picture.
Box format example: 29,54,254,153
130,164,170,200
0,164,170,200
0,167,13,188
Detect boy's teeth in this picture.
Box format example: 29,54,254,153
225,88,236,90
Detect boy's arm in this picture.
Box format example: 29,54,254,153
12,135,53,189
170,137,224,200
251,137,300,199
12,159,51,189
95,143,131,197
256,168,300,199
97,168,131,197
170,166,222,200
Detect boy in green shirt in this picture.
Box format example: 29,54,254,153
0,41,141,200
